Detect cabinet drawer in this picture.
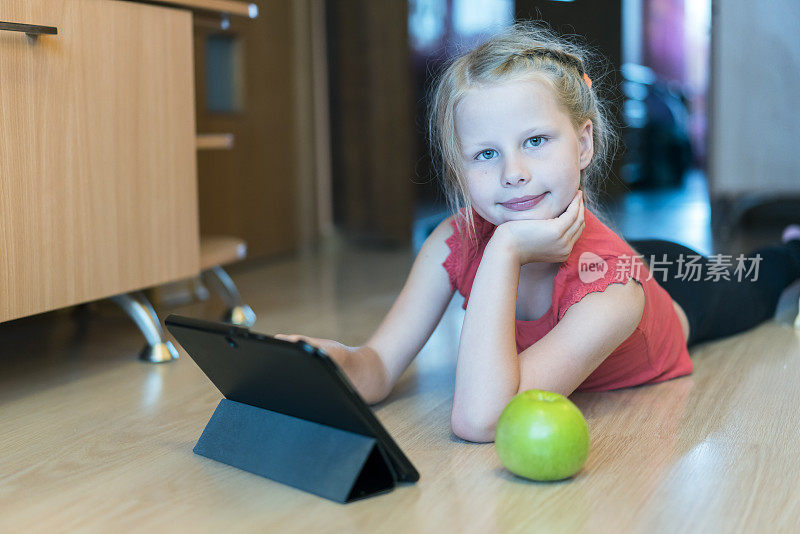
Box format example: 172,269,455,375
0,0,199,322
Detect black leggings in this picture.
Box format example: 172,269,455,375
626,238,800,347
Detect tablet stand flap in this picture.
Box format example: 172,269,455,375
193,399,396,503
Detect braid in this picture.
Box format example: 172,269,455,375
508,48,586,76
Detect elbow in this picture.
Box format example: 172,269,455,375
364,385,391,405
450,411,497,443
360,372,392,405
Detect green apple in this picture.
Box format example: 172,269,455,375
495,389,590,481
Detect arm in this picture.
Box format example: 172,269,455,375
451,192,643,442
451,244,644,442
451,193,584,441
277,216,456,404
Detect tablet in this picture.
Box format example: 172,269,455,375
164,314,419,483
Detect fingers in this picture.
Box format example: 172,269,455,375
274,333,309,343
557,190,583,234
561,190,582,220
569,195,586,237
568,193,586,234
557,193,584,254
566,217,585,245
275,334,329,353
558,190,578,216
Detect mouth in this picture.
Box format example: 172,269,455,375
499,192,548,211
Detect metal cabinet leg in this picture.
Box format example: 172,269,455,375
111,291,179,363
200,265,256,327
191,277,210,301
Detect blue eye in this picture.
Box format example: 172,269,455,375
525,136,545,147
475,149,498,161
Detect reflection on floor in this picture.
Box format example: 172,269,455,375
604,169,713,256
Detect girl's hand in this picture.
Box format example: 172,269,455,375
274,333,390,404
492,190,585,265
273,333,355,369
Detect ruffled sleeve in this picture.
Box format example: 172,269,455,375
442,217,463,292
555,252,647,321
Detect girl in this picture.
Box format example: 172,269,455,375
277,23,800,443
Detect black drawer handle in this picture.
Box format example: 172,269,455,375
0,21,58,37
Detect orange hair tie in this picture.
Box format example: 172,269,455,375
583,73,593,89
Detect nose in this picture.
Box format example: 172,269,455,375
502,153,530,186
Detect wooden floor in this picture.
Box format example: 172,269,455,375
3,182,800,532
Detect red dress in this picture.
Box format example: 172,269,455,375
442,207,692,391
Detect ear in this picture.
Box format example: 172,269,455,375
578,119,594,170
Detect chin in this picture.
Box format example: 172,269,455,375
497,205,555,223
503,212,542,221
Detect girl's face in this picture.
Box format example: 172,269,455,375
454,77,593,226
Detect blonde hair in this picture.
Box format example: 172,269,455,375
428,22,620,245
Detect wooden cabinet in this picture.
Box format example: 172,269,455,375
0,0,200,323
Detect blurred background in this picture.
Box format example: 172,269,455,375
4,0,800,520
196,0,799,267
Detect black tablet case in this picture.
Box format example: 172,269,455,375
165,315,414,503
193,399,395,503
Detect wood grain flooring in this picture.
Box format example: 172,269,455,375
1,232,800,533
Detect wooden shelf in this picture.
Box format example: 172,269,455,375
135,0,257,18
200,235,247,270
196,133,235,150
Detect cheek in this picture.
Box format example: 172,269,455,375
466,171,490,198
556,148,583,182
